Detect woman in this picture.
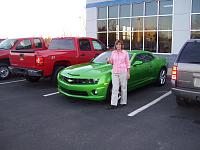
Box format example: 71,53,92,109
107,40,130,109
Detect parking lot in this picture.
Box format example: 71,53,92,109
0,77,200,150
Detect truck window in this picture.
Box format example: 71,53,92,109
34,38,42,48
0,39,17,50
92,40,107,51
178,42,200,63
16,39,32,50
79,39,91,51
48,39,75,50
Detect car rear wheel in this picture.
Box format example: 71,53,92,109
26,76,40,82
176,96,192,107
156,68,167,86
0,63,10,80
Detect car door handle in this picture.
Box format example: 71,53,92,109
80,54,85,56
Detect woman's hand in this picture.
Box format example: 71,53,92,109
127,73,130,80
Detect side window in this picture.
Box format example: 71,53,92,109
79,39,91,51
92,40,105,50
135,54,146,62
16,39,32,50
144,54,154,62
34,38,42,48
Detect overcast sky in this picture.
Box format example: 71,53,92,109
0,0,86,38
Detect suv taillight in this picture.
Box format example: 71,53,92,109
36,56,44,66
171,66,177,80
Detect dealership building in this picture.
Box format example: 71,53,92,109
86,0,200,66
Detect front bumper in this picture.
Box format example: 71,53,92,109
57,78,109,101
9,66,43,77
171,87,200,101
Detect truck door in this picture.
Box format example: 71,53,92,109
78,39,94,64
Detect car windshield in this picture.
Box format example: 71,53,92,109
92,51,132,63
0,39,17,50
48,39,75,50
178,42,200,63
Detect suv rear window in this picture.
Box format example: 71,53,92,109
48,39,75,50
178,42,200,63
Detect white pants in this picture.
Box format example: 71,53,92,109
111,72,128,106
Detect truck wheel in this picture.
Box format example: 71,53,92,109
51,66,65,85
26,76,40,82
156,68,167,86
176,96,191,107
0,63,10,80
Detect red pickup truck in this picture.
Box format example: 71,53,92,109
0,37,47,80
10,37,107,83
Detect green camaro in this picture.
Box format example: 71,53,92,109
57,50,168,101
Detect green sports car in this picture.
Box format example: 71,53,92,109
57,50,168,101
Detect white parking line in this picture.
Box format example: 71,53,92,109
128,91,172,117
0,79,26,85
43,92,59,97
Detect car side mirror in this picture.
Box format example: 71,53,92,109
132,60,143,66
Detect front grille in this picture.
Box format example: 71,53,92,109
60,87,88,96
61,76,98,84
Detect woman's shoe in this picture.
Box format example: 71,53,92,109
106,105,118,110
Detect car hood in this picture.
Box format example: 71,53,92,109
60,63,112,78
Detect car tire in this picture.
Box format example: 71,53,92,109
26,76,40,82
0,63,10,80
176,96,192,107
51,66,65,85
156,68,167,86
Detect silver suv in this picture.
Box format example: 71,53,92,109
171,39,200,106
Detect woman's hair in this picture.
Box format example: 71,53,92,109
114,40,124,49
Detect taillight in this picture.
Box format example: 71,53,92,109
171,65,177,80
36,56,44,66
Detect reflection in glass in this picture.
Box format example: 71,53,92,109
120,4,130,17
108,19,118,31
132,3,144,16
159,16,172,30
145,1,157,16
144,17,157,30
144,32,157,52
109,5,118,18
159,0,173,15
132,17,143,31
97,20,107,32
120,18,131,31
97,33,107,47
192,0,200,13
158,31,172,53
192,14,200,30
108,32,118,49
131,32,143,50
98,7,107,19
191,31,200,39
119,32,130,50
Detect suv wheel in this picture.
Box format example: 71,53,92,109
0,63,10,80
26,76,40,82
176,96,192,107
156,68,167,86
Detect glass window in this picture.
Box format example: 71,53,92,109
34,38,42,48
158,31,172,53
108,32,118,49
132,3,144,16
97,20,107,32
191,31,200,39
144,17,157,30
159,0,173,15
192,0,200,13
191,14,200,30
0,39,17,50
79,39,91,51
119,32,130,50
120,4,130,17
131,32,143,50
109,5,118,18
145,1,158,16
108,19,118,31
48,39,75,50
159,16,172,30
178,42,200,63
98,7,107,19
132,17,143,31
92,40,105,50
16,39,32,50
144,31,157,52
119,18,131,31
97,33,107,47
